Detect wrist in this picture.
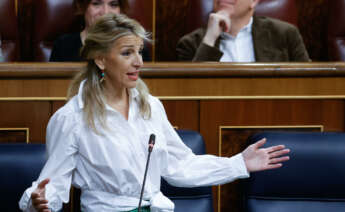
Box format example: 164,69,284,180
202,34,218,47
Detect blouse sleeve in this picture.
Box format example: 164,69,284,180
19,110,79,212
155,99,249,187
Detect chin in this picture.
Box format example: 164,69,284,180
217,5,234,13
126,82,137,89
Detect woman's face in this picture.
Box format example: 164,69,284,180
96,35,144,90
85,0,121,28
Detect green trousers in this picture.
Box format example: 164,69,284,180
127,206,150,212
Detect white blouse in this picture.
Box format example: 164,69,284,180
19,80,249,212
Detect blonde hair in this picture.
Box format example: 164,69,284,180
67,13,151,133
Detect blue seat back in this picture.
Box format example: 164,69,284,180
160,129,214,212
244,132,345,212
0,143,46,212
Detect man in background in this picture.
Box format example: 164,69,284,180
176,0,310,62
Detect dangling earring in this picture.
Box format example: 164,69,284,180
100,70,105,83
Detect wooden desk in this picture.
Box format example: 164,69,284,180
1,62,345,212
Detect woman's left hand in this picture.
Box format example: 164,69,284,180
242,138,290,172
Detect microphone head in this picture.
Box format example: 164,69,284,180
148,134,155,152
149,134,156,145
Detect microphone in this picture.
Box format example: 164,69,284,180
138,134,156,212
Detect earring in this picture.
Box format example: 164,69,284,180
100,71,105,83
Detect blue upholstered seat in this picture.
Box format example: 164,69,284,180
0,143,46,212
244,132,345,212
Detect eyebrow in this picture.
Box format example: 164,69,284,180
119,44,144,48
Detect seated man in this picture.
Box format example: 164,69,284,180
176,0,310,62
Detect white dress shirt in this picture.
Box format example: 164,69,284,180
19,80,249,212
220,17,255,62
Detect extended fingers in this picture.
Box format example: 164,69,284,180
266,163,283,170
31,193,48,204
269,148,290,158
269,156,290,164
253,138,266,149
32,197,49,211
266,144,286,153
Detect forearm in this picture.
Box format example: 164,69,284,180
163,153,249,187
193,43,223,62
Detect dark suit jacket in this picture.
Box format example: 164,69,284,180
176,16,310,62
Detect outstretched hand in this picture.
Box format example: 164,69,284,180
242,138,290,172
31,178,51,212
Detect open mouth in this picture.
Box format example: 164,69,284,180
127,71,139,81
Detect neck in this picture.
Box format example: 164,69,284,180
104,82,130,120
229,13,253,37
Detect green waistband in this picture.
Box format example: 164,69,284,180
127,206,150,212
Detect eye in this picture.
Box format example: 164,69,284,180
91,0,101,6
110,0,120,7
121,50,131,56
139,49,144,55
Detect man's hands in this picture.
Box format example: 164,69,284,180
203,11,231,47
242,138,290,172
31,178,51,212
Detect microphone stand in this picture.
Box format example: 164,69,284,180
138,134,155,212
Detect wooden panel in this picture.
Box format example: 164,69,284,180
200,99,345,155
0,128,29,143
0,101,51,143
2,62,345,98
162,100,199,131
0,79,71,97
52,100,66,114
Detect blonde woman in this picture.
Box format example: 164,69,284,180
20,14,289,212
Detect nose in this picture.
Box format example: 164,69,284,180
133,52,143,68
100,5,111,15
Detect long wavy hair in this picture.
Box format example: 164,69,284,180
67,13,151,133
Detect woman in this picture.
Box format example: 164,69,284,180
49,0,151,62
20,14,289,212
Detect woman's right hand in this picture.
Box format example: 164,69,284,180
30,178,51,212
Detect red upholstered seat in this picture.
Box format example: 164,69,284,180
328,0,345,61
32,0,79,61
0,0,20,61
254,0,298,26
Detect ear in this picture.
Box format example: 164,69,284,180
251,0,260,9
94,57,106,70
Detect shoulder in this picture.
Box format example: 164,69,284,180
47,96,81,134
50,32,83,61
146,95,166,116
254,16,299,34
54,33,82,44
178,28,207,45
148,95,163,108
